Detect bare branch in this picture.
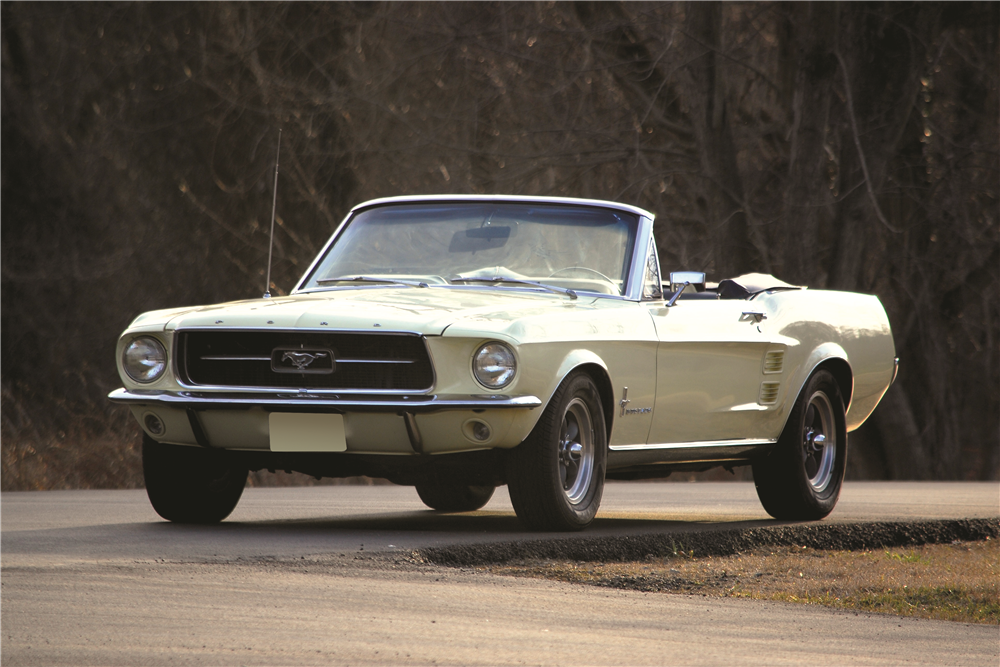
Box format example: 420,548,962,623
834,48,901,234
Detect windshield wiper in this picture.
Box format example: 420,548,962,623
449,276,577,299
316,276,429,288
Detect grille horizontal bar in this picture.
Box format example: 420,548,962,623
200,356,416,364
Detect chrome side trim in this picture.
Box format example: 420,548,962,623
608,438,777,468
108,388,541,413
610,438,776,452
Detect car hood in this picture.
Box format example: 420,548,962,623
129,287,600,338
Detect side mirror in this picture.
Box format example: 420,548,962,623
669,271,706,293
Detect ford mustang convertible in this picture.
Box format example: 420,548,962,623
110,195,897,531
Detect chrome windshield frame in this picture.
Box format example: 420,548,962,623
292,195,656,300
622,214,658,301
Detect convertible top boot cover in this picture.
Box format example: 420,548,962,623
718,273,803,300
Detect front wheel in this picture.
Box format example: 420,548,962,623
415,484,495,512
752,369,847,520
506,372,607,531
142,435,248,523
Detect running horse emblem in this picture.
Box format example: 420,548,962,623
282,351,327,371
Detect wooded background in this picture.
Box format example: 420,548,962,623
3,1,997,489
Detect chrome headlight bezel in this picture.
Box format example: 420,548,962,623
472,341,517,390
122,336,168,384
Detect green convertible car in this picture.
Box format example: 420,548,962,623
110,195,897,531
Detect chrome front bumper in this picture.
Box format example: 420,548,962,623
108,388,542,413
110,388,542,454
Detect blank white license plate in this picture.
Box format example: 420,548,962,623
269,413,347,452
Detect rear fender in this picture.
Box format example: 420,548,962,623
780,343,852,435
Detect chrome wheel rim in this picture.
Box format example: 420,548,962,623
802,391,836,493
558,398,595,505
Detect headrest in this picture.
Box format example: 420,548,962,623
717,273,803,300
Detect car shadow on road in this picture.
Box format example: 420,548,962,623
0,511,799,566
153,510,785,539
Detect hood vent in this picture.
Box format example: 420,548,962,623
758,381,780,405
763,349,785,374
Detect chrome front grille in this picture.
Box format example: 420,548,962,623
177,330,434,391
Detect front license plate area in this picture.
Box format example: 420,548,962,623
269,413,347,452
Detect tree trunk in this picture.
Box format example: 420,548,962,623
683,1,753,279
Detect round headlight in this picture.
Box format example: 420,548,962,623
122,336,168,383
472,342,516,389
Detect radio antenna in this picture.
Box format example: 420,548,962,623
263,128,282,299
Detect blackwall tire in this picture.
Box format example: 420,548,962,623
506,371,607,531
142,435,248,523
752,369,847,520
415,484,496,512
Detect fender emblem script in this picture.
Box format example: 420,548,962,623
619,386,651,416
271,348,336,374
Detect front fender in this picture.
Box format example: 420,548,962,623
516,342,654,448
555,349,609,393
507,348,610,442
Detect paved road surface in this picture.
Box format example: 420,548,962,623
3,482,998,665
4,481,997,565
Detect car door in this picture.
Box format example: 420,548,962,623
646,299,772,444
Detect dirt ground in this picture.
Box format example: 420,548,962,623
485,539,998,624
417,519,1000,624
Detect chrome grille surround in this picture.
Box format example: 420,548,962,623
175,328,435,394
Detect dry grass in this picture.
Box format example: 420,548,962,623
1,382,385,490
486,539,999,625
1,383,145,490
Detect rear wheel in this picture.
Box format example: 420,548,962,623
142,435,248,523
752,369,847,520
415,484,495,512
506,372,607,531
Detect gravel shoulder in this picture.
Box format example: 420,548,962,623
415,518,999,566
411,518,1000,624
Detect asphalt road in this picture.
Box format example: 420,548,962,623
3,481,998,665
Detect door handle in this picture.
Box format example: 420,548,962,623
739,311,767,324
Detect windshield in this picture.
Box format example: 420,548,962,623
300,202,640,296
